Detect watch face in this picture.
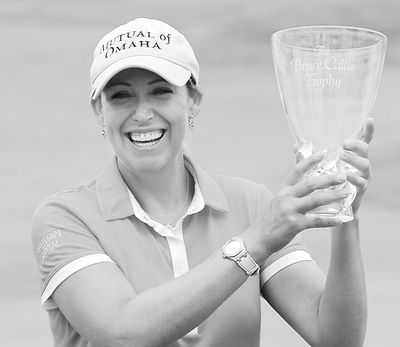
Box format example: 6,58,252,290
224,239,242,257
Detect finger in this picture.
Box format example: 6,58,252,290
342,139,369,158
290,173,347,198
299,214,343,229
358,117,375,144
295,187,352,213
293,143,304,164
286,150,326,185
340,151,371,179
293,143,303,164
293,143,301,157
346,171,369,193
293,141,314,163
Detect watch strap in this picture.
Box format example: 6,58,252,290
223,237,260,276
235,252,260,276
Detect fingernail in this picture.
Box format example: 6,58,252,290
341,150,353,158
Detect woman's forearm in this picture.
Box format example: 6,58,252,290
317,217,367,347
114,245,260,347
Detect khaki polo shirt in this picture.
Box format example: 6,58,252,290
31,154,312,347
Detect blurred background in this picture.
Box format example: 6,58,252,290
1,0,399,345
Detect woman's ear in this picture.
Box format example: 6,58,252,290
190,88,203,117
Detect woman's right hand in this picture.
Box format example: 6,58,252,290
243,151,352,263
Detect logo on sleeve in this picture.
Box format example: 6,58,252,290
36,229,63,264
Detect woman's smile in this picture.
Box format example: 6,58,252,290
127,129,166,148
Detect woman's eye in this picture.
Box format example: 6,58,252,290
110,91,132,100
152,88,172,95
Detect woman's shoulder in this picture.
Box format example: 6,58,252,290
207,170,273,204
186,154,272,201
33,177,99,221
202,171,273,220
211,171,270,192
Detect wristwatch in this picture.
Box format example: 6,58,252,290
222,237,260,276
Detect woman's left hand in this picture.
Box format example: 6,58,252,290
340,117,374,216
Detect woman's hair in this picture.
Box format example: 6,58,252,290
186,76,201,100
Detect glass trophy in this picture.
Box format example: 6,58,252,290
272,26,386,222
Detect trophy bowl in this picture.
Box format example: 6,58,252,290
271,26,386,222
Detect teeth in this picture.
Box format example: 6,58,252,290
134,141,159,148
129,130,163,143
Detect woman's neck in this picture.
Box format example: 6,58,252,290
117,155,193,225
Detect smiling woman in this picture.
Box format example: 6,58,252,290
94,68,198,181
31,17,370,347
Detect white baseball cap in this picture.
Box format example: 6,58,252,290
90,18,200,100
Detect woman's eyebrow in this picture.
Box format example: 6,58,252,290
106,82,131,89
148,77,167,85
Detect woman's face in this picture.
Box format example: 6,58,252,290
97,68,196,175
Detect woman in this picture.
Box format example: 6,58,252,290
32,18,372,347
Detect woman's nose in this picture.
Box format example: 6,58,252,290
132,102,153,123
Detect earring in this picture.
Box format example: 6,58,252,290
188,114,195,130
101,123,107,139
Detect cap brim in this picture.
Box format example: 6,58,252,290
91,56,191,100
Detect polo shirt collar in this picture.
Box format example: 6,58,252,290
183,154,230,213
96,157,133,221
96,154,230,221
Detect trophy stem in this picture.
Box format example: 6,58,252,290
302,144,356,222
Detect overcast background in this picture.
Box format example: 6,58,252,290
1,0,399,346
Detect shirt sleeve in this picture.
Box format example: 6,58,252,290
255,185,314,289
259,234,314,288
31,196,115,310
